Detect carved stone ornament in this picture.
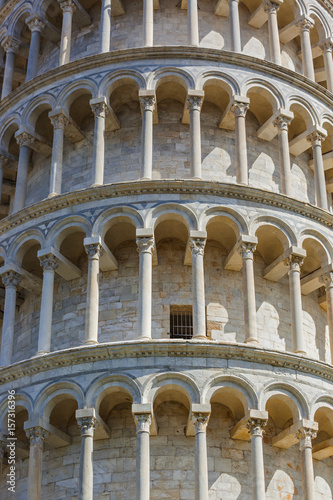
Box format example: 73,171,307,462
297,17,315,32
306,131,326,145
295,427,317,450
136,237,154,254
1,270,22,288
192,412,210,432
264,1,280,14
319,271,333,289
285,254,304,271
139,96,156,112
186,96,204,112
231,101,249,118
84,242,102,260
50,113,70,130
26,15,46,33
39,253,60,271
239,242,256,260
77,416,96,437
25,426,49,447
91,102,109,119
135,413,152,433
16,131,35,148
273,115,292,132
59,0,77,14
1,36,20,54
246,417,268,437
189,237,206,256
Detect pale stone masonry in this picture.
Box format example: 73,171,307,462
0,0,333,498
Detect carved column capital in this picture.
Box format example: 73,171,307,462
77,416,96,437
192,412,210,432
1,270,22,288
139,95,156,112
295,427,317,450
264,1,280,14
26,15,46,33
39,253,60,271
307,131,326,146
25,426,49,447
319,270,333,289
49,113,69,130
231,101,249,118
239,242,256,260
58,0,77,14
189,237,206,256
134,413,152,433
320,39,333,53
15,131,35,148
91,101,109,119
1,36,20,54
285,254,304,272
273,114,292,132
297,17,315,33
246,417,268,437
84,242,102,260
186,96,204,112
136,237,154,255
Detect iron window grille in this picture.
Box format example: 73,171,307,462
169,306,193,339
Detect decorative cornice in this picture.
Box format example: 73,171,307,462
0,340,333,385
1,47,333,116
0,180,332,239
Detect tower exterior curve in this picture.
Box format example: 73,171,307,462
0,0,333,498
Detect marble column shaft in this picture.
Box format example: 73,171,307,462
240,242,258,343
1,37,19,99
287,254,306,354
134,413,151,500
187,96,203,179
49,113,69,196
232,101,249,184
229,0,241,52
295,427,317,500
140,96,155,179
59,0,76,66
247,417,268,500
0,271,21,366
25,426,49,500
91,100,108,186
321,40,333,93
143,0,154,46
189,237,206,339
13,132,35,213
26,17,45,81
77,413,96,500
37,254,59,354
136,237,154,339
307,131,328,210
274,115,292,196
298,18,315,80
320,271,333,363
192,413,210,500
188,0,199,45
100,0,111,52
265,2,281,65
84,242,102,344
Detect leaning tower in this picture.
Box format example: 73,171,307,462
0,0,333,498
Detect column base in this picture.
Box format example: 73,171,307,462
191,176,202,180
137,335,152,340
48,192,58,198
140,177,152,181
84,340,99,345
91,183,102,188
35,350,50,356
293,349,307,355
245,337,260,344
192,334,209,341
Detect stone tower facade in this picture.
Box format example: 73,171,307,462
0,0,333,498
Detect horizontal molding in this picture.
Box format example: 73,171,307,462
0,339,332,385
0,47,332,116
0,180,332,239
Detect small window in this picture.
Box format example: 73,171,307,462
169,306,193,339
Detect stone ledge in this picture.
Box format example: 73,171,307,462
0,47,332,117
0,339,332,385
0,180,331,240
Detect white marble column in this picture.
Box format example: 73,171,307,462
76,409,96,500
192,412,210,500
307,131,328,210
189,236,207,339
246,416,268,500
286,254,306,354
143,0,154,46
37,253,59,355
26,16,45,81
13,131,35,213
133,412,151,500
187,94,204,179
188,0,199,45
264,1,281,65
49,111,69,197
100,0,111,52
139,93,155,180
1,37,19,99
274,114,292,196
321,40,333,93
240,242,258,343
84,239,102,345
136,235,154,339
59,0,76,66
0,271,21,366
229,0,241,52
298,17,315,80
232,100,249,184
295,427,317,500
320,271,333,363
25,426,49,500
90,98,109,186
